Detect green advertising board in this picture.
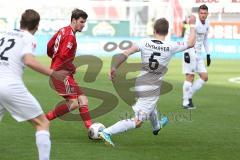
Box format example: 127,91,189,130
13,18,130,37
81,20,130,36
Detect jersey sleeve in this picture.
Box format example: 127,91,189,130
21,35,37,57
203,26,210,54
170,41,188,54
134,39,145,52
47,32,58,58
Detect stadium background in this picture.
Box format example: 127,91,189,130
1,0,240,58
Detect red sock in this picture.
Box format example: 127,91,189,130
79,105,92,128
46,103,70,120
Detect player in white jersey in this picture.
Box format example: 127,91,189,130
99,16,196,146
0,9,68,160
182,4,211,109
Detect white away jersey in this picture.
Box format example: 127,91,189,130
184,19,209,54
136,38,188,72
0,29,36,81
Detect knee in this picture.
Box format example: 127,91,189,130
186,74,194,82
78,95,88,106
44,119,50,128
68,100,79,110
41,117,50,129
201,74,208,82
203,76,208,82
135,120,143,128
34,116,50,130
203,77,208,82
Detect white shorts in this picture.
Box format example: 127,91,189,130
0,82,43,122
182,48,207,74
132,96,159,121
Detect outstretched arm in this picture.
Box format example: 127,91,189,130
109,45,139,80
187,15,196,48
23,54,69,80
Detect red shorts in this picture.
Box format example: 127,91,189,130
50,75,84,100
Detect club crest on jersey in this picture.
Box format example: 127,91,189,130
67,42,73,49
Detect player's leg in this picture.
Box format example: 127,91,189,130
29,114,51,160
103,118,139,136
46,75,73,120
190,72,208,98
46,75,92,127
45,99,74,120
182,49,196,108
0,104,6,122
100,97,158,146
183,74,194,107
99,98,148,146
46,95,92,128
77,95,92,129
149,107,169,135
189,58,208,100
0,87,7,121
99,118,139,146
5,85,51,160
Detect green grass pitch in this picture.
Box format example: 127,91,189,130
0,56,239,160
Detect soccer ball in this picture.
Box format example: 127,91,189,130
88,122,105,140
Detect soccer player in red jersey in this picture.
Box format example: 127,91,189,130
45,9,92,130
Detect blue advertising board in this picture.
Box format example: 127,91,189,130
35,34,240,59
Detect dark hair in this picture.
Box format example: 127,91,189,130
20,9,40,30
198,4,208,11
71,9,88,21
153,18,169,36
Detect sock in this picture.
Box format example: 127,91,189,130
149,108,160,131
36,130,51,160
79,105,92,128
103,119,136,135
190,78,205,98
46,103,70,120
183,80,192,105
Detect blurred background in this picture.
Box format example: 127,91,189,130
0,0,240,58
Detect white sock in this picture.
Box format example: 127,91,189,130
149,108,160,131
36,130,51,160
103,119,136,135
190,78,205,98
183,80,192,105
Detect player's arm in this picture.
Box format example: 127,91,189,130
186,15,196,48
47,32,58,58
23,54,69,80
109,45,139,80
171,15,196,54
203,28,211,66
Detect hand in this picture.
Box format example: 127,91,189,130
207,54,211,67
51,70,70,81
189,15,196,25
109,68,116,81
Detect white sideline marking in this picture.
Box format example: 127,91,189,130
228,77,240,84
